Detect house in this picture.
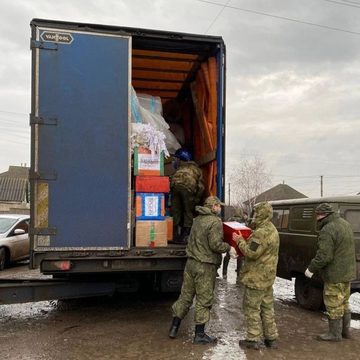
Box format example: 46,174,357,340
0,165,30,214
242,183,307,212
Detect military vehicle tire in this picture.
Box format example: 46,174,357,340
295,274,323,310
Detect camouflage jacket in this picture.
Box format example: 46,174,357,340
171,161,204,200
186,206,230,266
237,203,279,290
308,213,356,283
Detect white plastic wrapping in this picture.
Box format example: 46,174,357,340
131,87,181,155
131,123,169,158
137,93,163,115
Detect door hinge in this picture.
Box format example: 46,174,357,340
30,227,57,236
30,39,58,51
29,114,58,126
29,171,57,181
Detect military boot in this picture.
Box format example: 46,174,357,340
317,318,342,341
238,339,262,350
264,339,278,349
169,317,181,339
193,324,217,344
342,311,352,339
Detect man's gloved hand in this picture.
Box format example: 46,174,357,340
229,246,238,259
305,268,313,278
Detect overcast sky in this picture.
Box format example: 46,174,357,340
0,0,359,198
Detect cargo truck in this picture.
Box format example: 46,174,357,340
28,19,226,294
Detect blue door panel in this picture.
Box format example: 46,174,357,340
38,31,129,248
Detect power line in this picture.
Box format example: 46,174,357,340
0,109,28,116
205,0,231,34
197,0,360,35
320,0,360,9
272,174,360,179
341,0,360,5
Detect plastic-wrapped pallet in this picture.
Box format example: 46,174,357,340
131,87,181,154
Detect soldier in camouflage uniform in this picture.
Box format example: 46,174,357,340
233,202,280,350
169,196,235,344
222,207,246,279
305,203,356,341
171,148,204,243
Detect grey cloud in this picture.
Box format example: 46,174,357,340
0,0,359,196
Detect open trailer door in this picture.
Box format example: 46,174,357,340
30,23,131,254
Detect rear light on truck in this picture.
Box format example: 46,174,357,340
56,261,71,270
50,261,72,271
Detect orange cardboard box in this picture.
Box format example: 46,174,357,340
135,193,165,220
134,147,164,176
135,220,167,247
135,176,170,193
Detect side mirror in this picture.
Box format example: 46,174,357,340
14,229,26,235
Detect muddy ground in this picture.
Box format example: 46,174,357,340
0,260,360,360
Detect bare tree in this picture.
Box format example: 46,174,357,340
227,156,272,213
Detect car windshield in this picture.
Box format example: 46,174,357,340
0,218,18,234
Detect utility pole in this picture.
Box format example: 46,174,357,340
320,175,323,197
228,182,231,205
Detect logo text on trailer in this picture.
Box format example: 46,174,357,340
40,31,73,44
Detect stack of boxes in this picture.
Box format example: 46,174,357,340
134,146,172,247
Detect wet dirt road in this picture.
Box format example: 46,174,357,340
1,261,360,360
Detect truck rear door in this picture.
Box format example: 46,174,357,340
30,25,131,252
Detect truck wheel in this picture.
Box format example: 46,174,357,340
0,248,7,270
295,275,323,310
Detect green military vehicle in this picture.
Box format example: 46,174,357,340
270,196,360,310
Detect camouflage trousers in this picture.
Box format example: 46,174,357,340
323,282,351,319
172,258,217,324
171,186,196,228
243,285,278,342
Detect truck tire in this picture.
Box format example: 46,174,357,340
295,274,323,310
0,248,7,270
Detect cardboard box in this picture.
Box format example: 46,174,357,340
166,216,173,241
135,192,165,220
223,222,252,256
134,147,164,176
135,176,170,193
135,220,167,247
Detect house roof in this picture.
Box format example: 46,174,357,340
0,177,28,202
0,166,29,202
0,166,29,179
244,183,307,205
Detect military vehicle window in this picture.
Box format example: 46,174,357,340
289,207,314,232
282,209,289,228
344,210,360,233
272,209,289,229
272,210,283,228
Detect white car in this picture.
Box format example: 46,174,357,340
0,214,30,270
